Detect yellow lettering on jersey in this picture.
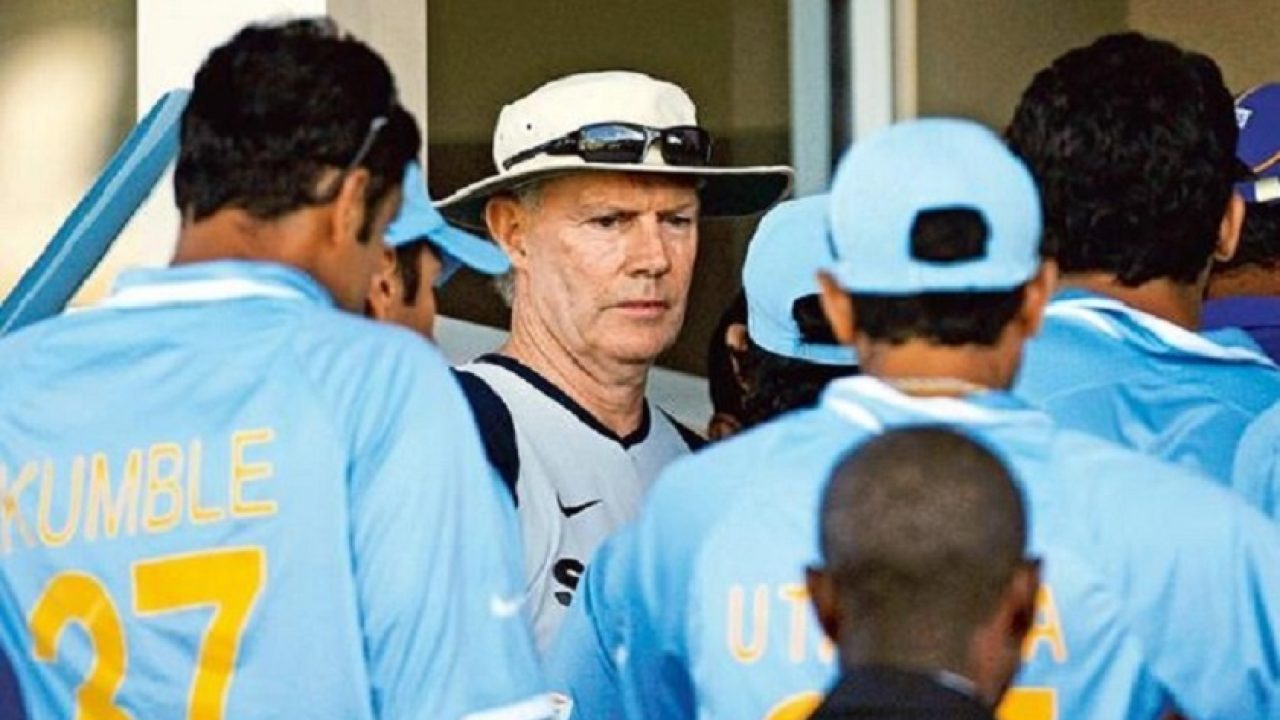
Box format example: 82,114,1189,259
997,686,1057,720
1022,584,1067,663
85,450,141,540
778,583,811,664
144,443,184,533
727,584,769,663
0,461,38,553
38,457,84,548
230,428,277,519
30,572,130,719
186,439,225,525
764,691,823,720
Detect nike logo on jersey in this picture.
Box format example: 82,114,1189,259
557,496,602,518
490,593,525,619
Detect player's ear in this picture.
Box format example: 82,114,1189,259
817,271,857,346
1005,558,1041,645
725,322,750,394
365,247,399,321
1214,191,1245,263
805,565,842,643
486,195,528,270
331,168,372,248
1018,259,1058,338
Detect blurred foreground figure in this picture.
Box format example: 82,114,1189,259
0,18,549,720
806,428,1038,720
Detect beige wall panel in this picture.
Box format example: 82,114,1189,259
329,0,429,164
0,1,135,302
1129,0,1280,93
916,0,1125,129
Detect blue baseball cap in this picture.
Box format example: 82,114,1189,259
827,118,1042,294
743,195,857,365
385,162,511,285
1235,83,1280,204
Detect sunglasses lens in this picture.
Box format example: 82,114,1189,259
578,125,650,163
660,127,712,166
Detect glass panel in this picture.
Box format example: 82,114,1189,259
0,1,136,309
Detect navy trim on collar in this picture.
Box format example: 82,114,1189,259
475,354,653,449
812,666,993,719
454,369,520,500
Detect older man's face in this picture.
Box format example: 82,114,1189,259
504,172,700,366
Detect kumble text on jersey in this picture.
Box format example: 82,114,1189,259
1,428,278,553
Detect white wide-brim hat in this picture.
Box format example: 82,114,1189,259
436,71,795,231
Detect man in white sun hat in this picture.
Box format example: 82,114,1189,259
367,161,510,339
438,70,793,651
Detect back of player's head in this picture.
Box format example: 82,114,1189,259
818,427,1028,647
825,118,1044,347
732,196,859,427
1006,32,1239,287
175,17,421,232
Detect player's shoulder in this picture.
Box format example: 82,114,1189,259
1019,316,1147,398
1241,399,1280,445
1045,426,1279,545
292,308,450,384
0,311,94,401
646,407,860,533
287,311,463,440
0,316,48,369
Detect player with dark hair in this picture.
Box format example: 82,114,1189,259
705,291,747,440
1007,33,1280,517
548,118,1280,720
732,194,858,428
366,162,511,339
807,428,1038,720
0,18,549,719
1205,83,1280,363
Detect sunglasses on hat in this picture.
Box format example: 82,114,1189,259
501,122,713,171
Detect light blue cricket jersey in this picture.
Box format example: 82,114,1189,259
0,261,551,720
1016,289,1280,518
548,376,1280,720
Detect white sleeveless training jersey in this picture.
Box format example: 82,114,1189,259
457,355,701,651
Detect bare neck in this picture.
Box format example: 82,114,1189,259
1063,272,1204,331
856,339,1019,395
501,306,650,437
837,616,977,693
172,209,310,267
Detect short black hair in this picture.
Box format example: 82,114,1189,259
175,17,421,237
737,295,858,428
1218,202,1280,272
708,291,748,418
1006,32,1240,286
820,427,1026,643
737,339,858,429
851,289,1025,347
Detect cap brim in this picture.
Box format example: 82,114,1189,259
436,160,795,232
430,223,511,275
